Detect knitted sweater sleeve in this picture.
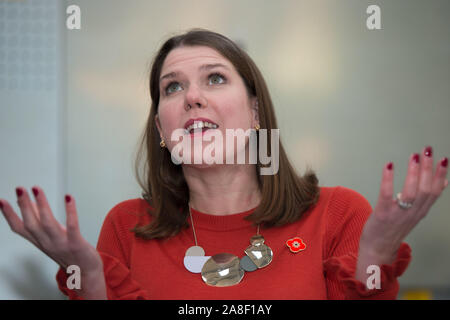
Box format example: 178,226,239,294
55,200,151,300
323,186,412,300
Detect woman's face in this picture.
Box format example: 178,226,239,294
155,45,259,166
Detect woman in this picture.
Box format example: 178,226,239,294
0,28,448,300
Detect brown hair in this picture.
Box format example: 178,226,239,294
132,28,320,239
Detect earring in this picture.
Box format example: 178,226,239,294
254,101,259,131
160,139,166,148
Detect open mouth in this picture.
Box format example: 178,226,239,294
184,120,219,135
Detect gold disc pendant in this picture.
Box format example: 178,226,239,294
201,253,244,287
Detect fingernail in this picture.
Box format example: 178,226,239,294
65,195,71,203
16,188,23,197
441,157,448,168
424,146,433,157
413,153,420,164
387,162,393,170
0,201,3,210
32,187,39,197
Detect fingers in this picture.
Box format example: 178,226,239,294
2,186,71,251
15,186,50,246
395,146,448,219
31,186,65,240
417,156,448,217
378,146,448,215
376,161,395,214
399,153,421,204
0,198,40,247
413,146,435,209
65,194,82,243
2,188,89,271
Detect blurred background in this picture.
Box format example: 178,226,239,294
0,0,449,299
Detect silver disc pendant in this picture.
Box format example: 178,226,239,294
201,253,244,287
244,235,273,269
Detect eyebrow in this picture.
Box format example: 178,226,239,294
159,63,230,84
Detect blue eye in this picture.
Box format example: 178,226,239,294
208,73,226,85
164,72,227,96
165,82,181,95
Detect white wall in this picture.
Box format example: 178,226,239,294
0,0,66,299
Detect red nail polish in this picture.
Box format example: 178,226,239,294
32,187,39,197
65,195,71,203
413,154,420,164
16,188,23,197
442,157,448,168
424,146,433,157
0,201,3,210
387,162,393,170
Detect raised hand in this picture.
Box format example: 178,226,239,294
355,146,448,282
0,186,106,299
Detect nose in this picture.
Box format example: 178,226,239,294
184,85,208,111
185,102,204,111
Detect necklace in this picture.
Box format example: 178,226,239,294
183,203,274,287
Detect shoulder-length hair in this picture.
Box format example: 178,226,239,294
132,28,320,239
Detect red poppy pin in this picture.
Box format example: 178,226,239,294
286,237,306,253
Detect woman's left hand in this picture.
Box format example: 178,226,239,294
356,146,448,280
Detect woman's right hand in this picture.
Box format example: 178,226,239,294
0,186,106,299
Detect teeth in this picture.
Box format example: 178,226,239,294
185,121,218,133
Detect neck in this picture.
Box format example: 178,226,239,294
182,164,261,216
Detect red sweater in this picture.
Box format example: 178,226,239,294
56,186,412,299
